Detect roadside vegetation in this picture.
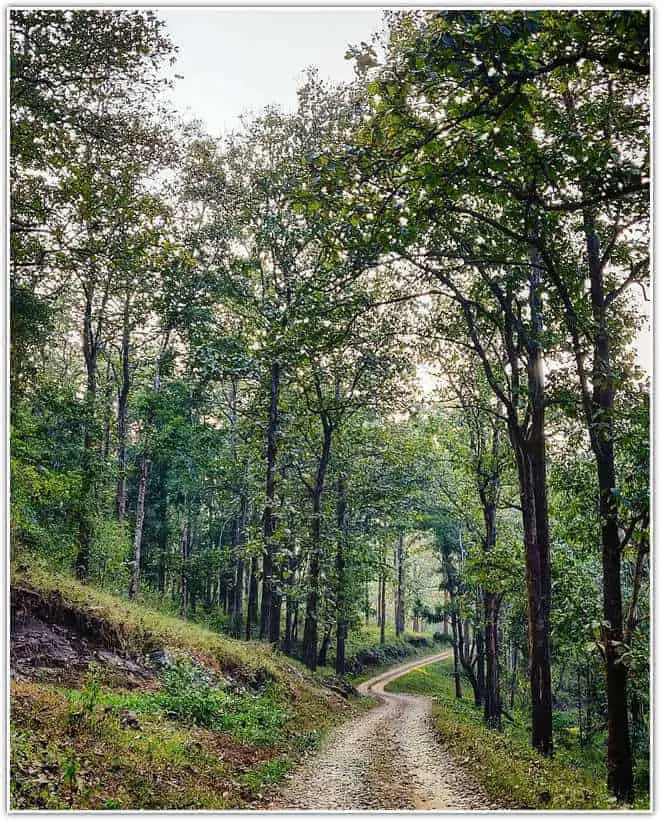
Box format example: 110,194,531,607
387,660,649,810
11,564,438,809
10,566,359,809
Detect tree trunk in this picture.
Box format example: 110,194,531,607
76,290,99,579
505,250,553,756
302,418,332,670
481,486,502,728
335,474,349,675
292,600,299,643
284,592,294,653
379,569,386,645
559,84,636,795
484,592,502,729
246,555,259,640
128,457,150,598
395,532,405,636
102,357,113,462
583,213,633,801
514,436,553,755
230,503,245,638
377,575,382,627
302,540,320,670
450,610,462,699
457,616,480,706
115,295,131,522
318,624,332,668
475,607,486,711
127,332,169,598
510,645,518,710
261,362,280,641
180,519,190,618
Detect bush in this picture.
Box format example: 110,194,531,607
159,662,229,727
89,519,131,593
156,662,289,745
405,634,431,648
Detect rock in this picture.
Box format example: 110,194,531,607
119,710,141,729
149,648,171,668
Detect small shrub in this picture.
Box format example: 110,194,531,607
159,662,230,727
89,519,131,593
100,798,121,809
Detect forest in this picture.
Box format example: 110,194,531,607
10,8,649,811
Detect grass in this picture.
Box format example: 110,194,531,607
11,651,351,809
11,681,239,809
9,564,365,809
12,561,283,686
385,659,630,810
9,561,452,809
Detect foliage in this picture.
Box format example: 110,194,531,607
9,7,649,809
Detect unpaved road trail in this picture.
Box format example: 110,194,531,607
270,651,498,810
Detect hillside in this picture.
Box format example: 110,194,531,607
10,566,366,810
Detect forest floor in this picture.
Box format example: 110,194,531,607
269,651,498,810
9,565,439,810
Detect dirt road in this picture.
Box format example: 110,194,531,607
270,651,497,810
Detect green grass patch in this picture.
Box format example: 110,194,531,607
64,662,290,746
240,755,294,792
386,659,625,810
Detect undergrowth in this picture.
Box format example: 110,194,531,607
9,567,367,809
65,662,290,746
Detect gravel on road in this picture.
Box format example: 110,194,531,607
269,651,499,811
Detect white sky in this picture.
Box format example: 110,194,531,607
158,7,385,136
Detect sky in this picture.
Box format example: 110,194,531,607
158,8,385,136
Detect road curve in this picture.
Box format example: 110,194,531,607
269,650,498,811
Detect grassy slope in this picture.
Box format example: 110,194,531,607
10,565,363,810
385,659,638,811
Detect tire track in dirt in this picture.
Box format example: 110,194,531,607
269,650,499,810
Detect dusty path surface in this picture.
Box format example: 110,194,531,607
270,651,498,810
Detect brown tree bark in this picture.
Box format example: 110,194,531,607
437,246,553,754
261,362,281,641
230,511,246,638
483,592,502,728
302,416,333,670
317,624,333,668
76,285,101,579
450,610,462,700
128,457,150,599
115,294,131,522
245,555,259,641
395,532,406,636
127,332,169,599
335,473,349,674
379,563,386,645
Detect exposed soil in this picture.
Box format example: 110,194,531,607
11,586,157,688
269,651,499,811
